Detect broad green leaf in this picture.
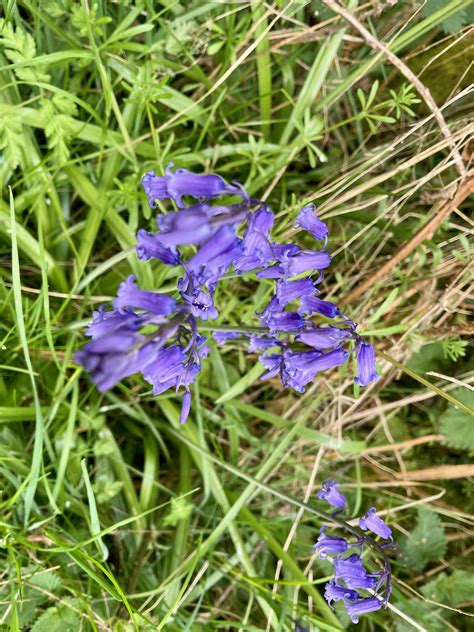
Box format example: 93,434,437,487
402,507,447,571
30,603,80,632
440,388,474,450
422,570,474,605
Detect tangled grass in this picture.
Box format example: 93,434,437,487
0,1,473,630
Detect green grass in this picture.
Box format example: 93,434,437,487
1,1,473,630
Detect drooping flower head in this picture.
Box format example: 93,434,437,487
359,507,393,541
355,341,380,386
345,596,383,623
317,480,347,510
313,526,349,558
294,203,329,242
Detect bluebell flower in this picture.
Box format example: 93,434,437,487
344,596,382,623
283,348,349,392
240,208,274,257
141,332,208,422
259,352,284,381
155,203,215,246
313,527,349,558
294,203,329,241
355,342,380,386
180,389,192,424
264,311,305,334
141,163,242,208
247,335,278,353
136,228,180,264
142,345,188,395
297,295,340,318
281,250,332,277
187,226,242,281
258,297,306,333
255,265,285,279
276,278,315,306
253,243,300,279
286,348,348,375
359,507,392,541
76,334,159,392
213,331,241,346
85,306,141,340
234,207,274,273
296,327,352,350
114,275,177,315
186,286,218,321
317,480,347,510
323,580,359,607
333,554,379,591
271,243,300,259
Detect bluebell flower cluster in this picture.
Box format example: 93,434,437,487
314,480,393,624
76,163,380,422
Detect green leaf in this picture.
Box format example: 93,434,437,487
0,108,23,169
366,79,379,108
41,97,79,165
215,362,265,404
93,478,124,504
402,507,447,571
440,388,474,450
421,0,468,33
422,570,474,606
394,597,444,632
407,342,448,374
163,496,194,527
0,18,50,82
31,603,80,632
441,337,468,362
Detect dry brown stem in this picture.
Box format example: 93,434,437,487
397,464,474,481
361,434,446,455
340,171,474,305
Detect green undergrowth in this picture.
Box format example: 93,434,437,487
0,1,473,630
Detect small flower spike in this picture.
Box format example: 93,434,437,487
355,342,380,386
314,480,394,625
359,507,392,541
317,480,347,510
